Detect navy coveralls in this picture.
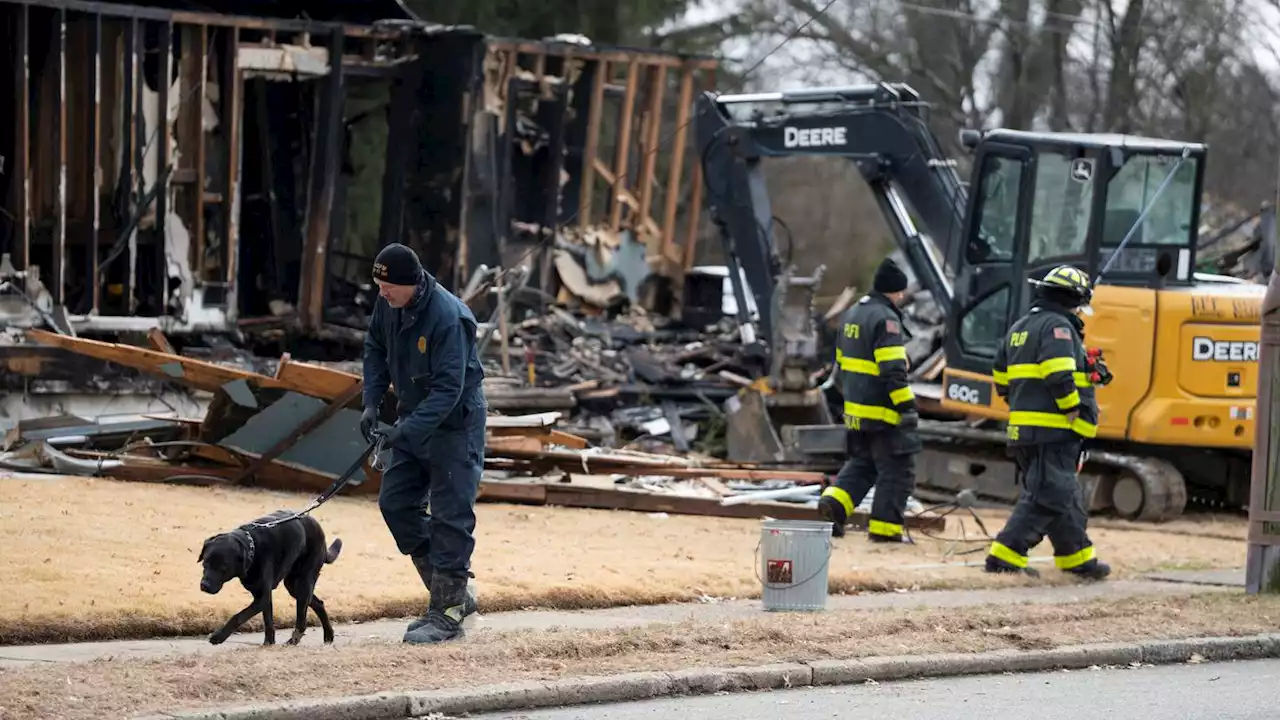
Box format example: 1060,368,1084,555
362,274,487,578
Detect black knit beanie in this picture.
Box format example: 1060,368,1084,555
372,243,423,286
873,258,909,294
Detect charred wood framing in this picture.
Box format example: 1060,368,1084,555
0,0,719,342
295,27,345,332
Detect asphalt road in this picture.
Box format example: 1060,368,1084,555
478,659,1280,719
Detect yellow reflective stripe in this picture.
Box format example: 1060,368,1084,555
840,357,880,375
1010,411,1070,428
874,345,908,363
1006,363,1042,379
1072,418,1098,438
1039,356,1076,375
993,369,1009,386
989,542,1028,568
1054,545,1096,570
1008,358,1078,380
869,519,903,537
843,402,902,425
1055,391,1081,410
1073,372,1090,388
1008,411,1098,438
822,485,855,516
889,386,915,405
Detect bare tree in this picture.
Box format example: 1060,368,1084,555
720,0,1280,228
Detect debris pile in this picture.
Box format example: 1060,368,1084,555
483,300,776,456
4,328,945,531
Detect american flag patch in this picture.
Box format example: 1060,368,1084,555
1053,327,1071,340
885,319,900,334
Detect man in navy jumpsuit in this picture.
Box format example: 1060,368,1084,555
360,242,487,644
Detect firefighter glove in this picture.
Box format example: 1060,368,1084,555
360,406,379,442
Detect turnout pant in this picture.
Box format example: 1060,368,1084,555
378,390,487,577
989,440,1097,571
823,428,918,539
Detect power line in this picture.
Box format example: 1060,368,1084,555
897,1,1099,35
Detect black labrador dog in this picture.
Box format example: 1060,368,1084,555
198,510,342,646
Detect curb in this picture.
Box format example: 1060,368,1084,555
136,633,1280,719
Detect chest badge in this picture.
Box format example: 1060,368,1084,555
417,335,427,354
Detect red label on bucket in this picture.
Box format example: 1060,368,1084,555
766,559,793,584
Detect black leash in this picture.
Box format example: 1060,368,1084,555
247,437,384,529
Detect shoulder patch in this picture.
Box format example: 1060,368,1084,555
417,335,427,354
884,319,900,334
1053,327,1072,340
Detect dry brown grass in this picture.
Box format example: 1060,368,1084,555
1,592,1277,720
0,476,1247,644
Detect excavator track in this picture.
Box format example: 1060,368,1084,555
1082,451,1188,523
915,420,1189,523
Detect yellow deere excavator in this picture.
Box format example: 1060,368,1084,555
694,82,1263,522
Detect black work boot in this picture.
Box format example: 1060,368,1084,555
818,496,848,538
868,533,914,545
404,573,473,644
1065,558,1111,581
406,557,477,633
983,554,1041,578
406,555,434,633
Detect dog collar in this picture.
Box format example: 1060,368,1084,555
238,528,256,572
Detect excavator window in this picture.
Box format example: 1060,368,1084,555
959,285,1011,356
972,156,1022,261
1097,150,1201,281
1029,151,1094,263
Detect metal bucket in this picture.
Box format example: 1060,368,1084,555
757,519,833,611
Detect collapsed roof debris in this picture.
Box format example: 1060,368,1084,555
9,326,947,530
0,0,717,353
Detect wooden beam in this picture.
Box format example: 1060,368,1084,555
624,467,828,482
28,328,276,393
177,24,208,280
607,62,640,231
146,327,175,354
274,358,363,400
591,158,662,237
682,69,712,271
576,59,607,228
88,13,102,313
155,22,173,304
478,480,548,504
296,28,345,330
128,19,144,312
108,454,378,496
52,8,67,306
546,430,589,449
15,3,30,271
25,329,365,406
661,66,694,261
222,26,242,288
636,65,666,226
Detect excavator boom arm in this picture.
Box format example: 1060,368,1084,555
694,82,965,347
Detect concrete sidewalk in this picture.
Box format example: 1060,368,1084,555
0,578,1233,669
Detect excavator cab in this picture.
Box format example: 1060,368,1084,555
941,130,1207,414
696,82,1259,517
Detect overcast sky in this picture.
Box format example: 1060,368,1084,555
662,0,1280,126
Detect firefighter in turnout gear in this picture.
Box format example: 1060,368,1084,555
984,264,1111,581
819,258,921,543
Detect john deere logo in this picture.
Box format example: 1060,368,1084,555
417,336,427,354
1070,159,1093,182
